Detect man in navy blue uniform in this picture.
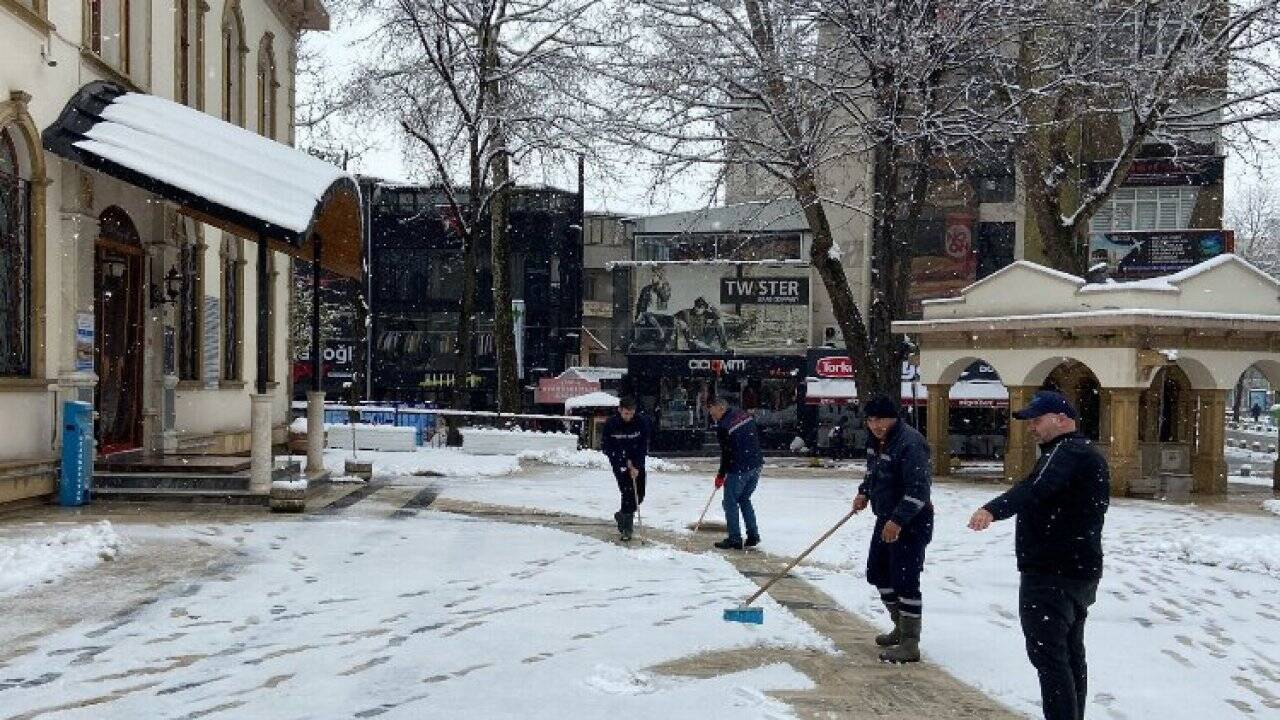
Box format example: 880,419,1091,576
969,390,1110,720
708,397,764,550
853,395,933,664
601,397,651,541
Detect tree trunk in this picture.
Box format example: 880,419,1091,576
490,163,519,412
486,32,520,414
451,144,481,411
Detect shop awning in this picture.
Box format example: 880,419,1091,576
42,81,363,278
565,391,621,412
804,378,1009,407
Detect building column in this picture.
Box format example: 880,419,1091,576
1004,386,1038,482
250,236,272,493
925,384,951,477
305,233,326,476
1107,388,1141,496
1192,389,1228,495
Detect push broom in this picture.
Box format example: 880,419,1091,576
724,508,859,625
691,485,720,533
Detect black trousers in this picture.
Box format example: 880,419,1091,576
864,505,933,618
1019,572,1099,720
614,468,646,514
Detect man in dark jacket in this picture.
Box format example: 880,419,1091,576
968,390,1110,720
853,395,933,664
601,397,651,541
708,397,764,550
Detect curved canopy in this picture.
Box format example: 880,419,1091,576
42,81,362,278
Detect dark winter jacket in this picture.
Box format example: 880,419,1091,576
601,414,650,475
984,431,1110,581
857,421,932,526
716,408,764,475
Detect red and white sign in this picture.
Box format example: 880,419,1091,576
535,378,601,405
814,356,855,378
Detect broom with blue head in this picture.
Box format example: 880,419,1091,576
724,507,859,624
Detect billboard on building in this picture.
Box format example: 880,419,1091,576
908,212,978,315
1088,229,1233,279
617,263,810,354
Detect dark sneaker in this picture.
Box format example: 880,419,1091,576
714,538,744,550
744,534,761,548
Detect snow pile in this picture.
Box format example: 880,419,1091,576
516,448,689,472
1152,534,1280,578
584,665,660,695
464,427,577,455
0,521,121,595
462,427,575,436
1263,499,1280,516
271,479,308,492
309,448,522,478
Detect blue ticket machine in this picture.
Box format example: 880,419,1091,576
60,401,94,506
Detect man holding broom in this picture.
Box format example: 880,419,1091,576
602,397,650,542
708,397,764,551
853,395,934,664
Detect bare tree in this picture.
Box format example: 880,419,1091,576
337,0,604,411
994,0,1280,273
598,0,1005,396
1228,180,1280,274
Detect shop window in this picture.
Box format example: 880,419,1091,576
222,3,247,126
1090,187,1198,233
221,235,243,381
0,128,32,377
176,216,203,381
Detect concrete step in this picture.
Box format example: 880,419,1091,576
94,473,252,492
90,486,269,506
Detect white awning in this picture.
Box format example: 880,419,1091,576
565,391,621,412
43,81,363,278
805,378,1009,407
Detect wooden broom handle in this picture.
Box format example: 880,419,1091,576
744,509,858,607
693,485,719,533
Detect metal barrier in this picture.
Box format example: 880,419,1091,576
292,402,586,446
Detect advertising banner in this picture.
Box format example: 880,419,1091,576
1088,229,1232,279
535,378,601,405
908,212,977,316
622,263,810,354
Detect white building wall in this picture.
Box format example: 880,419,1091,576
1,1,322,498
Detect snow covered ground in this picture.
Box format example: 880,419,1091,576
0,521,120,596
440,465,1280,719
0,506,825,719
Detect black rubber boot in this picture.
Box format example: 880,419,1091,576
714,538,744,550
875,605,902,647
620,513,634,542
879,616,921,664
744,533,761,548
614,511,625,537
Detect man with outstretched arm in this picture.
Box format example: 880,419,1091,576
968,390,1110,720
852,395,934,664
601,397,651,542
708,397,764,550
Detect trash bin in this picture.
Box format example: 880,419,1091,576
60,401,94,506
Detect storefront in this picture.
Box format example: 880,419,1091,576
624,354,804,452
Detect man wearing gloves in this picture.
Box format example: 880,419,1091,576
708,397,764,550
601,397,651,541
853,395,934,664
968,390,1109,720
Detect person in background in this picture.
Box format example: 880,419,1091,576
708,398,764,550
601,397,651,542
968,390,1110,720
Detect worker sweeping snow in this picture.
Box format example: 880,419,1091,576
601,397,651,542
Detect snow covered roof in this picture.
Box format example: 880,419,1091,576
559,367,627,382
623,199,809,236
909,254,1280,328
565,392,621,412
42,82,363,278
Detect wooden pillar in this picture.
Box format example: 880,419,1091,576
1192,389,1228,495
925,384,951,477
1107,388,1141,496
1004,386,1038,482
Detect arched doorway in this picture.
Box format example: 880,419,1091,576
1226,363,1280,497
95,206,146,455
1042,360,1102,441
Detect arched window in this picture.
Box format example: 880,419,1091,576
257,34,278,139
221,235,243,381
222,2,247,126
0,128,32,376
175,215,203,381
175,0,206,108
88,0,144,76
